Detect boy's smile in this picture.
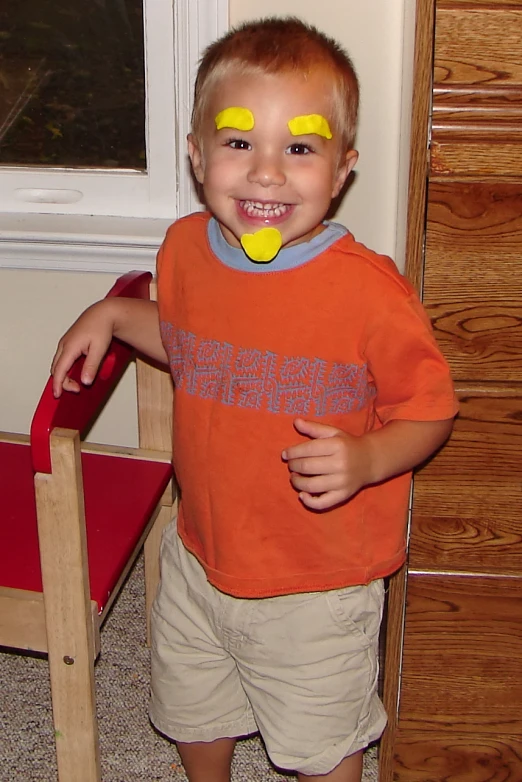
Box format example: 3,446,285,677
238,199,292,224
188,71,358,255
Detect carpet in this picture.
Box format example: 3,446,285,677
0,555,379,781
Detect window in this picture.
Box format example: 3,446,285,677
0,0,228,272
1,0,147,172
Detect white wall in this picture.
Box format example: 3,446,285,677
0,0,415,443
0,268,138,443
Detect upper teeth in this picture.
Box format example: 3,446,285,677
242,201,288,218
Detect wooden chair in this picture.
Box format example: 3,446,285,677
0,271,175,782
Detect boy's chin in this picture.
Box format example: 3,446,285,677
220,222,286,251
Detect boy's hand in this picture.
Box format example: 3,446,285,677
282,416,455,511
282,418,372,510
51,298,166,398
51,301,114,398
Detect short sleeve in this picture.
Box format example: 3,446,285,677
155,225,173,280
365,291,459,424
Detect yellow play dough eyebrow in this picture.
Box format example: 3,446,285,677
288,114,333,140
215,107,255,132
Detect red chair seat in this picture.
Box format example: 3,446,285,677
0,440,172,612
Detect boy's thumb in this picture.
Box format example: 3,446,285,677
293,417,340,439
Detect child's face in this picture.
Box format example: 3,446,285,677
188,71,358,251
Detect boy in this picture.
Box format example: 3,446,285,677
52,17,458,782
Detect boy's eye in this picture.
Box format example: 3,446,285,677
227,138,251,151
287,143,313,155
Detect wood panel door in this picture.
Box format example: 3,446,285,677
380,1,522,780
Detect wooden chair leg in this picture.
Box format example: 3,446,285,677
35,429,101,782
48,649,100,782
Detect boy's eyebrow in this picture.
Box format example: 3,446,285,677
288,114,333,140
215,107,254,131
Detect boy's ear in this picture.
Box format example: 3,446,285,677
187,133,205,184
332,149,358,198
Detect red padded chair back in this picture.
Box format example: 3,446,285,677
30,271,152,474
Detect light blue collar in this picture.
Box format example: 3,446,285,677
208,218,348,273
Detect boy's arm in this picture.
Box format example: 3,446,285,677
282,416,454,511
51,297,168,398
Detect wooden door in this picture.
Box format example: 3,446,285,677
380,1,522,779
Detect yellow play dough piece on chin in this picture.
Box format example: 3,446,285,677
288,114,332,140
215,106,254,131
241,228,282,263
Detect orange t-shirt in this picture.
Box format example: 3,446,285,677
157,212,458,597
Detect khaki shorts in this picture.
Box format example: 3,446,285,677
149,520,387,776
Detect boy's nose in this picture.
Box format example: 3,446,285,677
247,153,286,187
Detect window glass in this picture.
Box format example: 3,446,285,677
0,0,145,170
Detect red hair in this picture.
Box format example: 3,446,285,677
192,17,359,151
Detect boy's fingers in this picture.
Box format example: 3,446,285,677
282,437,337,462
51,352,72,398
293,417,340,439
52,363,76,398
80,340,111,385
62,376,81,393
51,340,105,396
287,455,332,475
51,342,82,395
290,472,339,493
298,490,345,511
81,358,99,385
282,418,345,460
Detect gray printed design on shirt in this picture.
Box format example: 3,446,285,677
161,322,373,417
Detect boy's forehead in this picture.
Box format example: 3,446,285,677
207,72,335,130
210,71,333,111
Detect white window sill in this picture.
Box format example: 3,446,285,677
0,212,176,273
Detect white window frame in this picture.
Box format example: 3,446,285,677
0,0,228,273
